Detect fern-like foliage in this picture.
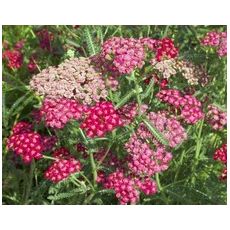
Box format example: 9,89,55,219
47,187,88,201
84,26,99,56
143,118,169,146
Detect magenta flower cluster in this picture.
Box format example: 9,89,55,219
102,170,157,205
125,134,172,176
7,122,43,163
201,31,227,57
81,101,123,138
36,29,54,52
38,98,87,129
92,36,179,77
134,177,157,195
103,170,140,204
213,143,227,181
157,89,204,124
3,50,23,69
7,121,57,163
93,37,145,76
206,104,227,130
44,147,82,183
140,37,178,61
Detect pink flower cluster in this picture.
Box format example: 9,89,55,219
125,134,172,176
100,170,157,204
206,104,227,130
156,89,204,124
139,38,158,50
30,57,108,105
103,170,140,204
3,49,23,69
12,121,33,135
36,29,54,51
44,147,82,183
214,143,227,164
14,39,25,50
7,122,44,163
138,111,187,148
181,95,204,124
93,37,145,76
213,143,227,181
81,101,123,138
201,31,227,57
140,37,178,61
155,38,179,61
118,102,148,125
38,98,87,129
134,177,157,195
7,121,57,163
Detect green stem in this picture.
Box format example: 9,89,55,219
156,173,162,191
78,128,96,188
70,177,81,187
79,128,88,144
163,25,169,38
97,143,112,167
133,72,142,115
43,155,56,160
79,172,95,191
89,151,97,187
83,193,95,204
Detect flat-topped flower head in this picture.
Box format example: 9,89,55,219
30,57,108,105
103,170,140,205
214,143,227,164
157,89,204,124
81,101,123,138
39,98,86,129
3,49,23,69
206,104,227,130
201,31,227,57
125,134,173,176
44,147,82,183
7,132,44,163
98,37,145,75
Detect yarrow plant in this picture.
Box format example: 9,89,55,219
213,144,227,181
206,104,227,130
3,25,227,205
30,57,108,105
3,49,23,69
44,148,82,183
201,31,227,57
156,89,204,124
80,101,123,137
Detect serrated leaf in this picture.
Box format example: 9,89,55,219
84,27,97,55
143,118,169,146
